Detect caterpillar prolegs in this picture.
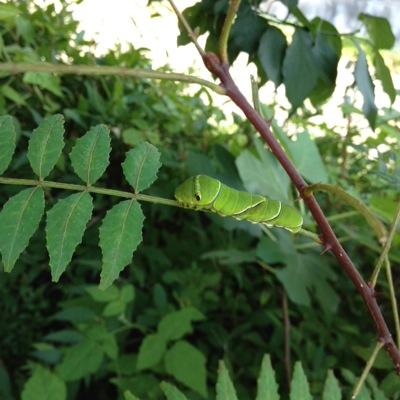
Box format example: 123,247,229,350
175,175,303,233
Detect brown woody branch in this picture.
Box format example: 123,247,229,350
202,52,400,373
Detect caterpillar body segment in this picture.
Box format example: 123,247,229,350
175,175,303,233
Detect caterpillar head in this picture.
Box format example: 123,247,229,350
175,175,221,208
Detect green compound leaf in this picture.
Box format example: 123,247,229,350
290,362,312,400
0,187,44,272
0,115,17,175
137,333,167,371
216,361,238,400
165,341,207,397
160,382,189,400
28,114,65,179
355,49,377,129
21,365,66,400
46,192,93,282
122,141,161,193
99,200,144,289
256,355,280,400
322,370,342,400
70,124,111,185
23,72,62,97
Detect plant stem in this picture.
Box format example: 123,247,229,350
351,341,384,399
0,177,180,207
306,183,387,243
370,200,400,286
385,255,400,348
327,210,359,222
200,51,400,373
219,0,241,64
166,0,205,57
0,62,225,95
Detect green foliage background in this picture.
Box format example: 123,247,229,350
0,1,399,399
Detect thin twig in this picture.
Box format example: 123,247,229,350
385,255,400,348
352,341,384,399
370,200,400,286
219,0,241,64
166,0,205,57
0,62,225,94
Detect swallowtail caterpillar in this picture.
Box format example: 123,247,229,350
175,175,303,233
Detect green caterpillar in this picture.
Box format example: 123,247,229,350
175,175,303,233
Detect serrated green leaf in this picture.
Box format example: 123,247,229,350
283,29,318,108
56,340,103,381
99,200,144,288
165,341,207,397
28,114,65,179
160,382,189,400
70,124,111,185
23,72,62,97
359,13,395,49
21,365,66,400
0,187,44,272
46,192,93,282
137,333,167,370
0,115,17,175
322,370,341,400
373,50,396,104
258,27,287,86
355,49,377,129
256,355,279,400
290,362,312,400
158,307,204,342
216,361,238,400
122,141,161,193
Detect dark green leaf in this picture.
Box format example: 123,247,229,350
21,365,66,400
258,27,287,86
158,307,204,342
46,192,93,282
99,200,144,289
374,50,396,104
359,13,395,49
165,341,207,397
355,49,377,129
70,124,111,185
28,114,65,179
137,333,167,370
122,141,161,193
0,187,44,272
57,340,103,381
283,29,318,108
0,115,17,175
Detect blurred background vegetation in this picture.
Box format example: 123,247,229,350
0,0,399,399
